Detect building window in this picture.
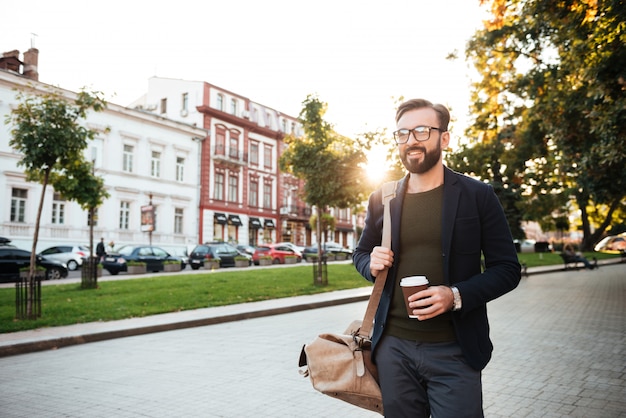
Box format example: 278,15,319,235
151,151,161,178
281,119,287,132
228,175,238,203
181,93,188,112
123,145,134,172
51,193,65,224
249,179,258,207
250,142,259,165
216,93,224,111
174,208,183,234
176,157,185,182
160,98,167,114
229,135,239,159
214,172,224,200
88,208,99,227
11,188,27,223
216,131,225,155
264,145,272,170
119,201,130,229
263,183,272,209
231,98,237,115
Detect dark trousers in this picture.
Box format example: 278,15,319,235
376,335,483,418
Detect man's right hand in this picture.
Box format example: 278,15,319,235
370,246,394,277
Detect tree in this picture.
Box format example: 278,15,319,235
5,87,107,317
280,95,369,285
51,157,110,288
450,0,625,249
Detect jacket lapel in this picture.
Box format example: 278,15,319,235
441,167,460,282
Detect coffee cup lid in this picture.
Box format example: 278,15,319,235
400,276,428,286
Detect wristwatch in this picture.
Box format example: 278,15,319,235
450,286,462,311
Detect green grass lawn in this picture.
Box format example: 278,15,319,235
0,264,369,333
1,252,621,334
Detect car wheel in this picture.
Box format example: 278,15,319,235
67,260,79,271
273,258,280,264
108,269,119,276
191,264,200,270
46,268,62,280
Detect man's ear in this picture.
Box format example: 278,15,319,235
441,131,451,149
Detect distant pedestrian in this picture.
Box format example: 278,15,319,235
96,237,106,261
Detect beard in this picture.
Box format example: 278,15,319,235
400,137,442,174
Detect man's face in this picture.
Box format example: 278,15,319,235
397,108,448,174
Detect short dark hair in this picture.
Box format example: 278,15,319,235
395,98,450,131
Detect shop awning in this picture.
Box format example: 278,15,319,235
249,217,262,229
264,219,275,229
229,215,242,226
214,212,227,225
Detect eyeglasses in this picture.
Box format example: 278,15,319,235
392,126,442,144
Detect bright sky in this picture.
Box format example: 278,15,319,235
2,0,488,142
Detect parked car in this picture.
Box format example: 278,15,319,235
514,239,552,253
302,241,352,261
594,233,626,253
38,245,89,271
236,244,257,257
274,242,305,254
101,245,184,275
0,246,68,282
161,246,190,269
252,244,302,265
189,242,252,269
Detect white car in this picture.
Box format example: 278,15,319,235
39,245,89,271
274,242,305,254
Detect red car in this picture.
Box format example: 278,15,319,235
252,244,302,265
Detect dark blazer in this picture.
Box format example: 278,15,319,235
353,167,521,371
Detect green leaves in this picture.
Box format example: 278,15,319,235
280,95,369,211
450,0,625,248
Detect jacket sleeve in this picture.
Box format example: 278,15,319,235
452,183,521,314
352,188,384,283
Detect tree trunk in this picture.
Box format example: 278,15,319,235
25,170,49,319
314,206,327,286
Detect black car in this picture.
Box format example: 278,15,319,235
101,245,184,275
0,247,69,283
189,242,252,269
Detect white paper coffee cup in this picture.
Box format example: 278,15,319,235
400,276,429,318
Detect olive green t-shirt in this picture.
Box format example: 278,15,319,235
384,185,455,342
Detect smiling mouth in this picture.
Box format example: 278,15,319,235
407,149,425,157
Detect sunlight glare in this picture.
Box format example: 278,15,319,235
366,145,388,182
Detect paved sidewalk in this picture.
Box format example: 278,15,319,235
0,261,624,417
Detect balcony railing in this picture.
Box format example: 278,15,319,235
279,205,311,218
213,146,247,165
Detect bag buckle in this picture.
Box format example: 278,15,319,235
352,333,372,350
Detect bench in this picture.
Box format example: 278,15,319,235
559,253,597,270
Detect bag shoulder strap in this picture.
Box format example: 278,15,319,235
356,180,397,342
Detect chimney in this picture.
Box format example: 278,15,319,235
23,48,39,81
0,50,22,73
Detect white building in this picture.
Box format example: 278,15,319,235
0,59,207,255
